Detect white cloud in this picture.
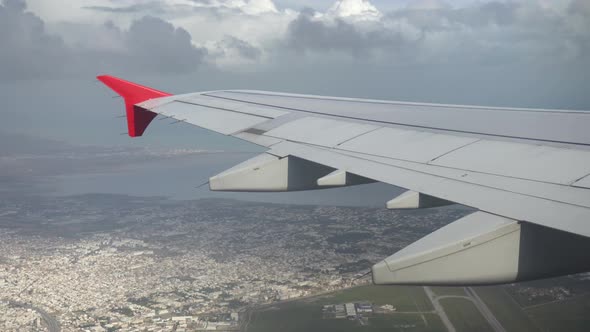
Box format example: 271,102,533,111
27,0,292,70
327,0,381,20
26,0,108,23
239,0,278,14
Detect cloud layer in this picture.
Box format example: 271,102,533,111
285,0,590,67
2,0,588,79
1,0,589,150
0,0,207,79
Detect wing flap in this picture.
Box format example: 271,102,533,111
264,117,378,147
334,148,590,208
573,174,590,189
431,140,590,185
338,126,479,163
269,141,590,237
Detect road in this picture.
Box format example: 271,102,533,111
9,301,60,332
424,286,507,332
424,286,456,332
465,287,506,332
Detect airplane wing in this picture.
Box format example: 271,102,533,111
97,75,590,286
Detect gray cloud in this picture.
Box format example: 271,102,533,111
570,0,590,15
0,0,70,79
218,36,262,60
1,0,589,150
82,0,264,19
120,16,207,72
286,9,405,57
0,0,206,80
284,1,590,67
83,3,168,14
1,0,589,113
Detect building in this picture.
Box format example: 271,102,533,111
357,303,373,313
334,304,346,319
345,303,356,319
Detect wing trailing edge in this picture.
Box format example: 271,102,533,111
97,75,171,137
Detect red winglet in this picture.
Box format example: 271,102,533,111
97,75,172,137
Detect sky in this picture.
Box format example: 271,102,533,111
0,0,589,150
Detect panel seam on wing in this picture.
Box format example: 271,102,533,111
202,93,590,147
428,139,483,163
276,142,590,210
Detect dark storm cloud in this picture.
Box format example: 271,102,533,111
0,0,206,80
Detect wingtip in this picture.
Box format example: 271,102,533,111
96,75,130,87
96,74,111,82
96,74,170,138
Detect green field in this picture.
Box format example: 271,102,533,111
247,285,444,332
524,293,590,332
246,285,589,332
249,305,445,332
315,286,433,311
438,297,493,332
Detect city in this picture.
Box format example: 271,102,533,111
1,138,589,332
1,191,589,331
0,190,465,331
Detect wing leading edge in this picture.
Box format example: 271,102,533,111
98,75,590,285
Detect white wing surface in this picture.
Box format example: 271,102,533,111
98,75,590,285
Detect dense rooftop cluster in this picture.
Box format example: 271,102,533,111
0,194,463,331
